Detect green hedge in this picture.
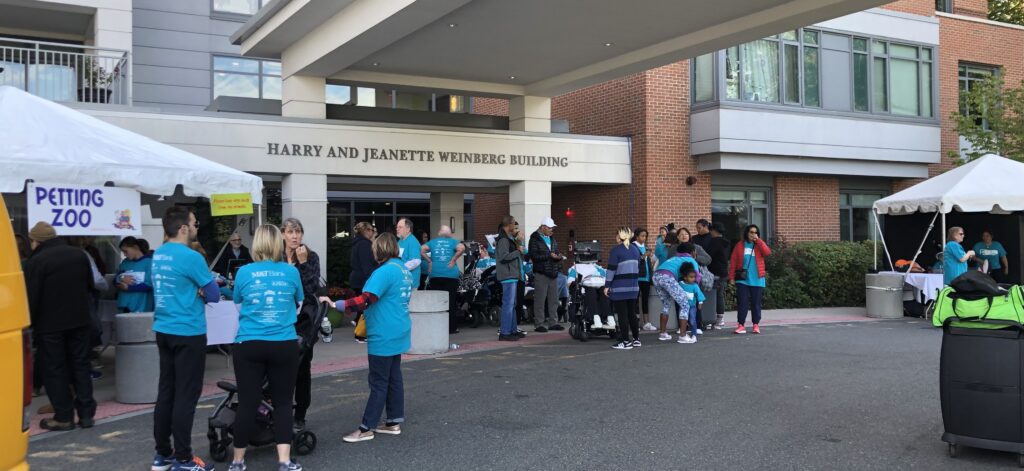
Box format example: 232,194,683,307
724,240,879,310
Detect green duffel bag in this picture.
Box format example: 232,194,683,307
931,285,1024,329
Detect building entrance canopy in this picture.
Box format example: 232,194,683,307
0,86,264,203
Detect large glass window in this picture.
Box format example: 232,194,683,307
725,46,740,100
959,63,998,129
213,0,267,15
840,192,884,241
853,40,869,111
871,40,933,117
212,55,280,100
712,188,772,245
693,53,714,102
740,39,780,102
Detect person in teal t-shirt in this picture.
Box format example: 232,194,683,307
422,225,466,334
974,230,1009,283
116,236,154,313
729,224,771,335
396,218,423,289
679,264,705,338
226,224,304,470
944,226,975,285
322,232,413,443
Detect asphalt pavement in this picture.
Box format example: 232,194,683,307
26,319,1017,470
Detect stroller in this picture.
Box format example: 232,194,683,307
455,241,491,328
567,240,619,342
206,302,328,462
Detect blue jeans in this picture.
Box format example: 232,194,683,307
736,283,764,325
500,281,518,335
361,354,404,430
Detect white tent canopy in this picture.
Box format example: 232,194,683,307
873,154,1024,216
0,86,263,204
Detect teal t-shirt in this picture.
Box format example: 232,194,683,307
944,241,968,285
399,234,423,283
152,242,215,336
475,257,496,271
655,255,698,279
117,255,155,313
540,234,552,248
654,235,669,263
679,281,706,305
233,260,303,343
362,258,414,357
737,242,766,288
426,237,461,279
973,241,1007,270
635,243,650,282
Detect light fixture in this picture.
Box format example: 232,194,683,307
448,23,458,28
604,42,614,47
509,75,516,80
372,61,380,67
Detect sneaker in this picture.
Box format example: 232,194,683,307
696,328,704,335
592,315,604,329
752,324,761,334
611,341,633,350
91,360,104,370
375,423,401,435
605,316,617,330
677,335,697,344
343,429,375,443
152,453,174,471
548,324,565,331
631,339,642,348
78,417,95,429
171,456,213,471
228,462,246,471
658,332,672,341
734,324,747,335
278,461,302,471
512,331,526,338
716,318,726,327
354,338,367,344
498,334,520,341
534,325,548,333
39,418,74,431
642,322,658,331
676,329,680,334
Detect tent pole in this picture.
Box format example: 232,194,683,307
941,210,947,248
873,211,896,271
257,204,263,226
907,212,939,274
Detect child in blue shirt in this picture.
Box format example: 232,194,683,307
679,264,705,339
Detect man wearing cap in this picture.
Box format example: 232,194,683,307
24,221,97,431
528,217,567,332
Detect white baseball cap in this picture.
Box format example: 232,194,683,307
540,217,557,228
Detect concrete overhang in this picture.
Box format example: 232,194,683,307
232,0,890,97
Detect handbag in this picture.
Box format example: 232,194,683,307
354,315,367,338
699,265,715,292
735,244,754,281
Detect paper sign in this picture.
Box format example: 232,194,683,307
211,193,253,217
28,182,141,236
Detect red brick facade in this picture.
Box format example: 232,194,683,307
774,176,841,242
471,193,509,243
471,97,509,116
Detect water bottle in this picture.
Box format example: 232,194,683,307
320,316,333,343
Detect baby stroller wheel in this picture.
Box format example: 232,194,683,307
569,322,579,339
210,441,229,462
294,430,317,456
487,306,501,327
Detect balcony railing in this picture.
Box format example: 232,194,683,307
0,37,131,105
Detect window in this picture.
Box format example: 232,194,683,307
693,53,714,102
959,63,998,129
936,0,953,13
212,55,280,100
711,188,771,245
840,192,884,241
740,39,780,102
213,0,267,15
870,40,933,117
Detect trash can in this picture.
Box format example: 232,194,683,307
865,273,904,319
647,291,679,332
115,312,159,404
408,290,449,354
701,286,718,328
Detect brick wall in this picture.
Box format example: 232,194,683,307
952,0,989,18
472,193,509,243
471,97,509,116
879,0,935,16
775,175,840,242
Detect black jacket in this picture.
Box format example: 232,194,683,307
706,235,732,278
25,238,95,334
349,234,376,291
528,231,563,278
213,244,253,277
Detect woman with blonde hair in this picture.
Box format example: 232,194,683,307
605,226,643,350
320,232,413,443
229,224,305,471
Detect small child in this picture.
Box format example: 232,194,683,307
679,264,705,343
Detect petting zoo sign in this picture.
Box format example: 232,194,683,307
27,182,142,236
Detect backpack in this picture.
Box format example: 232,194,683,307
931,284,1024,329
699,265,716,292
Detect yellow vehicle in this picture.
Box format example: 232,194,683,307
0,195,30,471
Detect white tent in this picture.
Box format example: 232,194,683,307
0,86,263,204
871,153,1023,271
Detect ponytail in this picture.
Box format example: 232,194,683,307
617,226,633,249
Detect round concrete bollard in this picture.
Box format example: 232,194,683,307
865,273,905,319
115,312,159,404
648,291,679,331
408,290,450,354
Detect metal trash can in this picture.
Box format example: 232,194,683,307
408,290,449,354
866,273,904,319
115,312,159,404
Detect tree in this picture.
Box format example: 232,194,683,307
989,0,1024,26
951,75,1024,163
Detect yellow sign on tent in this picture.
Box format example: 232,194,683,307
211,193,253,217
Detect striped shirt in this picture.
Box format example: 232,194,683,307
605,244,641,301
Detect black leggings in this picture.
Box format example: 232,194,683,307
637,281,651,317
232,340,300,448
614,298,639,342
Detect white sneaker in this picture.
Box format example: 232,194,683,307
658,332,672,341
642,322,657,331
677,334,697,344
696,329,704,335
612,341,633,350
716,318,726,327
676,328,680,335
592,315,604,329
605,316,617,330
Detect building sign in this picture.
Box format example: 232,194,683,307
266,143,570,168
211,193,254,217
27,182,141,236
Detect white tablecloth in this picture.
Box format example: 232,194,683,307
206,301,239,346
880,271,944,303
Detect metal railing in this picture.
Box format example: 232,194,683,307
0,37,131,105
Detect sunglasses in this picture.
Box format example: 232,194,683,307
748,231,759,235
